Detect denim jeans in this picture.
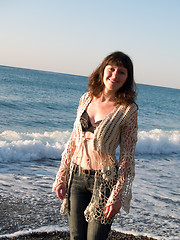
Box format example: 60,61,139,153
68,170,112,240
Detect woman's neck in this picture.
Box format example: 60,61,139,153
100,90,116,102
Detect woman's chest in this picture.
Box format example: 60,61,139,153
86,100,117,124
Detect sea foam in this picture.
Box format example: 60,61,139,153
136,129,180,154
0,129,179,162
0,130,71,162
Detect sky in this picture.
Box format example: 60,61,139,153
0,0,180,89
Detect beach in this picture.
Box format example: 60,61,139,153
0,230,157,240
0,66,179,240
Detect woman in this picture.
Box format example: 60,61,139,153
53,51,138,240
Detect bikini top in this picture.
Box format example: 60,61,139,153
80,110,102,133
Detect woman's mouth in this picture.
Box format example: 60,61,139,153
109,78,118,84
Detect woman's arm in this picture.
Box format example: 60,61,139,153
52,93,86,194
52,130,76,193
105,106,138,218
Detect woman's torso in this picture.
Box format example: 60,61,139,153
73,97,117,170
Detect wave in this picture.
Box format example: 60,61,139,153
0,130,71,162
136,129,180,154
0,129,179,162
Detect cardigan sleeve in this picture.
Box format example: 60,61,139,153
52,94,85,191
106,105,138,213
52,129,76,191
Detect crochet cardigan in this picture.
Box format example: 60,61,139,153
53,92,138,224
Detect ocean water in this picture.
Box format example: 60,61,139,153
0,65,179,239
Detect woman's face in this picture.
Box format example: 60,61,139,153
103,65,128,94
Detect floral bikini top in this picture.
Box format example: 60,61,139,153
80,110,102,133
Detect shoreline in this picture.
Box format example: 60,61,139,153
0,230,157,240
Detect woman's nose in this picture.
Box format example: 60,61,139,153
112,70,118,78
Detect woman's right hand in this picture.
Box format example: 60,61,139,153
55,182,66,200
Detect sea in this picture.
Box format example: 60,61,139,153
0,65,179,240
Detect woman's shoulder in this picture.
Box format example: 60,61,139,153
129,101,138,111
126,102,138,118
81,91,90,99
117,101,138,113
115,102,138,122
79,92,91,104
125,102,138,122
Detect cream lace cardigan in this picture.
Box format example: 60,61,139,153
53,92,138,224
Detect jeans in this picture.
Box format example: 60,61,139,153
68,170,112,240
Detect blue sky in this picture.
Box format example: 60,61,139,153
0,0,180,89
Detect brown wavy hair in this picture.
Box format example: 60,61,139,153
88,51,137,105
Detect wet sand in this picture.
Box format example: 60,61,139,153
0,230,157,240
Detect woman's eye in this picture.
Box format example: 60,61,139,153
109,67,114,71
118,71,125,75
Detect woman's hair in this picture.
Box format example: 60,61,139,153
88,51,137,105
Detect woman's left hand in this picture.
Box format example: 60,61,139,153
104,199,121,219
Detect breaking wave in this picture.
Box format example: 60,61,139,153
0,129,179,162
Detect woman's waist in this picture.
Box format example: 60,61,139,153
71,162,118,181
72,150,117,170
73,155,102,170
74,143,116,160
72,163,101,176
